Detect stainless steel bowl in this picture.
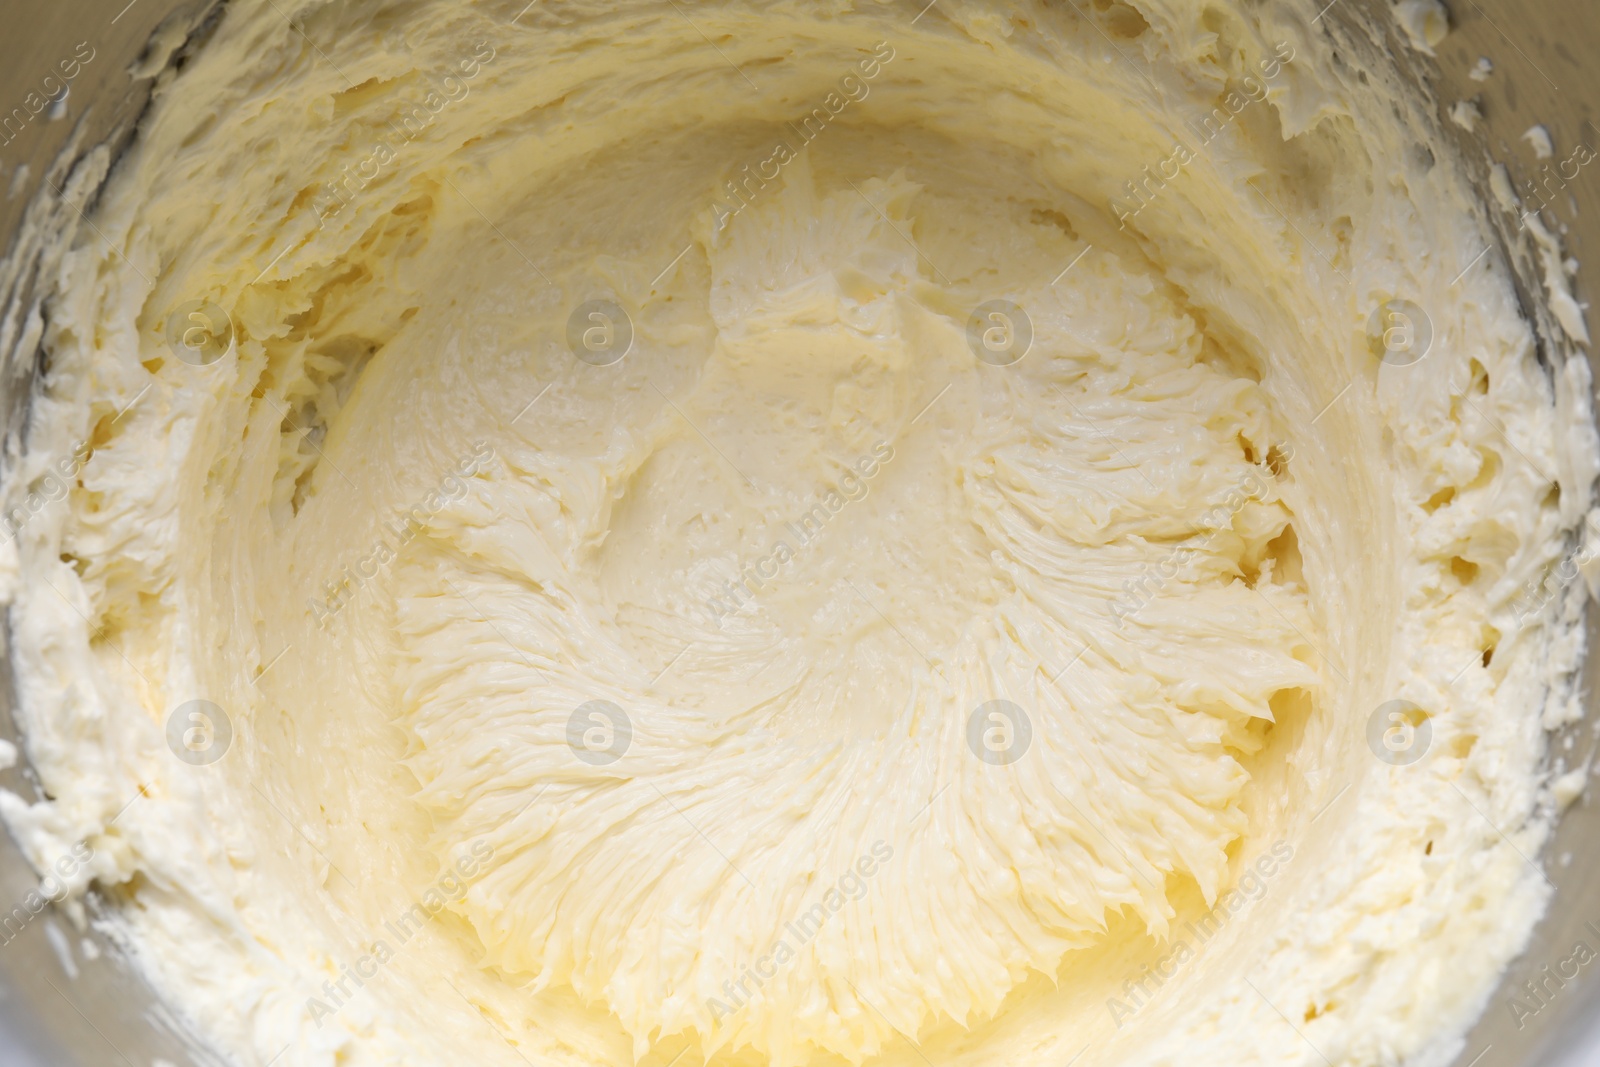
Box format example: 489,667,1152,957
0,1,1595,1064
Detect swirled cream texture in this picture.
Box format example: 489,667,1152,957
2,1,1596,1066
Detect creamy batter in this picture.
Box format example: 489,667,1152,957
1,1,1596,1066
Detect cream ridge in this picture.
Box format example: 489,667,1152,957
1,1,1596,1066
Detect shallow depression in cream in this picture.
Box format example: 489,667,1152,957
0,2,1594,1067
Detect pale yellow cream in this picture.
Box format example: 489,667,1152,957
1,2,1595,1066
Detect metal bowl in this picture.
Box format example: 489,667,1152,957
0,1,1594,1064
